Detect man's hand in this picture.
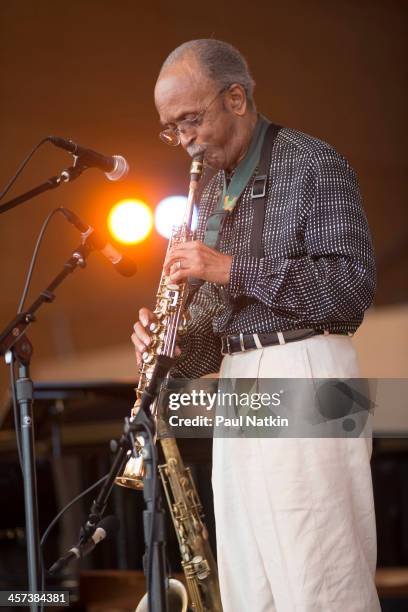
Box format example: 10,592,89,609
164,240,232,285
131,307,181,367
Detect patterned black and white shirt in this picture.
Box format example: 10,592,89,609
173,126,376,378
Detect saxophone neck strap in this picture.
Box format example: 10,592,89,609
250,121,281,258
202,117,281,254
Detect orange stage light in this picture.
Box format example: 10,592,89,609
107,199,153,244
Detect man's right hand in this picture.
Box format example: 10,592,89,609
131,307,181,368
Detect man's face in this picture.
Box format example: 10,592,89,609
154,57,238,170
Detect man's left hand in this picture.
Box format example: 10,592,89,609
164,240,232,285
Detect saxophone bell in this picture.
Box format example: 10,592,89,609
135,578,188,612
115,446,145,490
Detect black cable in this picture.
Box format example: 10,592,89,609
0,137,51,201
40,473,109,554
17,207,65,314
39,473,109,608
8,354,24,472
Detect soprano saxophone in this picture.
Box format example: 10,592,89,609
116,154,223,612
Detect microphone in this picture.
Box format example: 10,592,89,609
48,515,120,576
60,207,137,277
49,136,129,181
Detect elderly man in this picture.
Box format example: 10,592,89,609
132,39,380,612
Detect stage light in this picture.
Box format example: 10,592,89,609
155,196,198,239
108,199,153,244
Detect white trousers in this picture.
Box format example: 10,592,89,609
212,335,380,612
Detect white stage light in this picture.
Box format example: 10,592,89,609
155,196,198,239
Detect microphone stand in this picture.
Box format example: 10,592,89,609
130,354,174,612
0,156,91,216
50,355,174,612
0,242,92,606
1,232,172,611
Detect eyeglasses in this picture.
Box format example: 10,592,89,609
159,87,227,146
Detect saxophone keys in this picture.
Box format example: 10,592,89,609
180,544,190,562
192,556,210,580
142,351,154,364
153,305,166,318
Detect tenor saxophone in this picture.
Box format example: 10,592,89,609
116,154,223,612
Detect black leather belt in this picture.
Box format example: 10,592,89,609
221,329,328,355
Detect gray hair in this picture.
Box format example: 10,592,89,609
160,39,256,108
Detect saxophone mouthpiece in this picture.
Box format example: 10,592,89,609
190,154,204,182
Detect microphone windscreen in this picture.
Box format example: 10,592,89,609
106,155,129,181
114,255,137,277
98,515,120,539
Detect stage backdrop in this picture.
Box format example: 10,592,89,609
0,0,406,396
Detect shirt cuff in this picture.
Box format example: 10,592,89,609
228,254,262,298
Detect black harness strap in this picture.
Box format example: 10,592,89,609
250,123,281,258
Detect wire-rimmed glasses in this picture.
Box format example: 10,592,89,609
159,87,227,146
